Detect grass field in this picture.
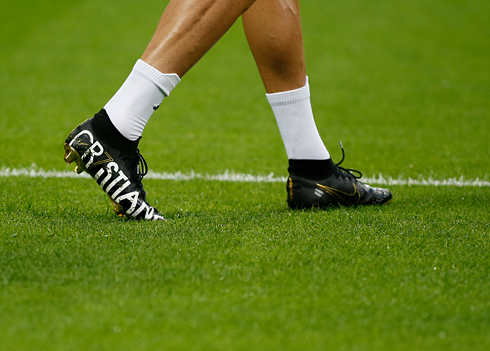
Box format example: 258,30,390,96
1,0,489,350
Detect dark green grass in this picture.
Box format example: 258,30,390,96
1,178,489,350
1,0,489,350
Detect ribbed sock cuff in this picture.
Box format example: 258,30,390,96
134,59,180,97
266,77,310,107
91,109,140,154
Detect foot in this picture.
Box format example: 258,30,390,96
286,144,392,209
63,110,164,220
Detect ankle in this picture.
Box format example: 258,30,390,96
288,159,336,180
91,109,140,154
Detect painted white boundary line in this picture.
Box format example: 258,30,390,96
1,167,489,187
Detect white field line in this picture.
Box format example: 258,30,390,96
1,166,489,187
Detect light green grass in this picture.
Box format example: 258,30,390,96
1,178,489,350
1,0,489,350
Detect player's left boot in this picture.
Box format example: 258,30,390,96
286,143,392,209
63,109,164,220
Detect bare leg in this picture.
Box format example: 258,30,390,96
106,0,257,140
64,0,392,220
243,0,329,161
242,0,306,93
142,0,257,77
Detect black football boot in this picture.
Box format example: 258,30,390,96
63,109,164,220
287,143,392,209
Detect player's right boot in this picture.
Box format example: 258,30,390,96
63,109,164,220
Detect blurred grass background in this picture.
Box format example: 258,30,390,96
0,0,488,178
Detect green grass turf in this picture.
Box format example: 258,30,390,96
0,0,489,350
1,178,489,350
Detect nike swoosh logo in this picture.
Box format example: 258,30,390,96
90,151,114,168
316,182,361,203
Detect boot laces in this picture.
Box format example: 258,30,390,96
122,149,148,182
336,141,362,179
135,149,148,180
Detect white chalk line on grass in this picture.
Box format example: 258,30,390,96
1,166,489,187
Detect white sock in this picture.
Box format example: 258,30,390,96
104,59,180,141
266,77,330,160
